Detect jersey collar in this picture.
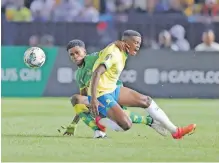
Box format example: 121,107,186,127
78,59,85,69
124,51,129,57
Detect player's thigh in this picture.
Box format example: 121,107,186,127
98,94,132,130
107,103,132,130
70,94,89,106
118,87,151,108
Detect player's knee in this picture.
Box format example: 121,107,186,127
139,95,152,108
122,120,132,131
70,94,81,106
119,117,132,131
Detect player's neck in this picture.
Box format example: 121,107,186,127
78,60,85,68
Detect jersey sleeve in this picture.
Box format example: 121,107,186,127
100,48,118,70
75,72,86,90
76,79,87,92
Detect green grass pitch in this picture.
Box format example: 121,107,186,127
2,98,219,162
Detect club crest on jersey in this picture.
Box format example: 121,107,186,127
105,54,112,61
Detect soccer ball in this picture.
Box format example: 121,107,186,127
24,47,46,68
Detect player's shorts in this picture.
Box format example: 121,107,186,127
88,86,121,117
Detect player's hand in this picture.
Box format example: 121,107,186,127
90,98,102,118
57,123,76,136
114,40,130,52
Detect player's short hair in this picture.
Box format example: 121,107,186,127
122,30,141,38
66,39,85,51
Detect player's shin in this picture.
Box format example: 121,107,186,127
146,100,177,134
74,104,99,131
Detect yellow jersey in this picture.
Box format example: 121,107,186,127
88,44,128,97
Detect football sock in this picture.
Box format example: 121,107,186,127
146,100,177,133
121,106,128,110
124,110,152,125
74,104,99,131
78,112,99,131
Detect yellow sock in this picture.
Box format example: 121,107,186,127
74,104,89,114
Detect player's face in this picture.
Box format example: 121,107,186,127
68,46,86,66
126,36,141,56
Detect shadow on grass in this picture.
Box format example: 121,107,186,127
2,133,94,139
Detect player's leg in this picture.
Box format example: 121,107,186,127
107,104,132,131
71,94,106,135
123,109,152,125
96,104,166,136
122,107,167,136
119,85,153,127
93,94,132,131
118,87,196,139
97,104,153,132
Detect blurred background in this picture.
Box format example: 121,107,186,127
1,0,219,98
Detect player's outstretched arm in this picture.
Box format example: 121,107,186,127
59,115,80,135
58,88,86,136
90,64,106,117
63,115,80,135
72,114,80,124
58,114,80,136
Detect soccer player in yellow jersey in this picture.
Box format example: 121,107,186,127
58,39,167,138
89,30,196,139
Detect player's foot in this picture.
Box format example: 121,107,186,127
150,119,168,136
94,130,107,138
172,124,196,139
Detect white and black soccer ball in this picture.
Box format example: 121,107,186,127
24,47,46,68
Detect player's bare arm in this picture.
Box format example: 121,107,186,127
90,64,106,117
72,115,80,124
